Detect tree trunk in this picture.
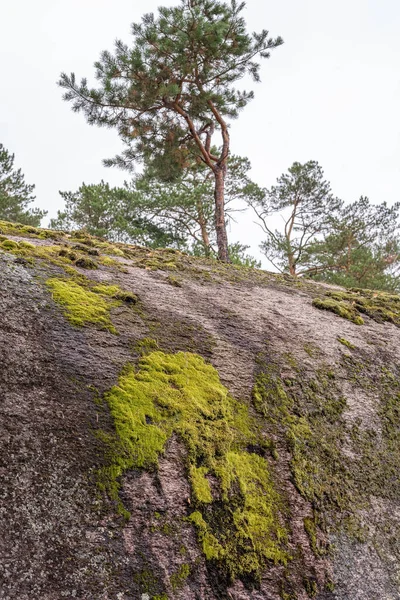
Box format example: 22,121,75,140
214,167,229,262
288,258,296,277
287,246,296,276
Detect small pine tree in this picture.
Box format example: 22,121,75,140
50,181,180,247
0,143,46,226
249,161,342,275
304,197,400,291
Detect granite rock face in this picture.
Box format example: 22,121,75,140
0,223,399,600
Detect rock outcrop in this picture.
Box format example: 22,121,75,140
0,221,399,600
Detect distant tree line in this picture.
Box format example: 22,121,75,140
2,141,400,291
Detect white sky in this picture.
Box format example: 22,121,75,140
1,0,399,265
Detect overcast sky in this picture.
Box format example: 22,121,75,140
1,0,399,264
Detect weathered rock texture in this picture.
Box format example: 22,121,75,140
0,222,399,600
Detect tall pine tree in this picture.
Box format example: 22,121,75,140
59,0,282,261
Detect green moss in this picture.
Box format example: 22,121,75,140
0,220,58,239
100,351,288,579
133,569,160,595
304,577,318,597
189,466,212,503
303,515,326,556
72,243,99,256
136,338,160,355
99,256,120,267
254,352,400,588
188,511,225,560
70,231,96,244
122,248,182,271
1,239,19,250
313,288,400,327
166,274,183,287
338,361,400,508
337,337,355,349
312,298,364,325
303,342,320,358
146,259,178,271
46,277,120,332
283,352,299,370
18,241,35,249
253,363,350,554
170,563,190,591
91,284,120,296
279,582,297,600
325,579,335,592
58,248,77,260
75,256,98,269
0,239,72,267
0,239,89,276
91,239,125,257
92,284,138,304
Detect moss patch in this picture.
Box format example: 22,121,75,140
166,274,183,287
0,219,58,239
75,256,98,269
312,298,364,325
313,288,400,327
170,563,190,591
337,337,355,349
255,364,349,507
46,278,120,332
92,284,138,304
100,351,288,580
1,239,20,250
252,362,350,567
253,352,400,597
99,256,120,268
46,275,136,333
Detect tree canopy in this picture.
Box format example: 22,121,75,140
248,161,342,275
50,181,180,248
59,0,282,261
304,196,400,291
0,143,47,226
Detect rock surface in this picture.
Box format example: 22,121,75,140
0,223,399,600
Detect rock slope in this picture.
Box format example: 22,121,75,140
0,221,399,600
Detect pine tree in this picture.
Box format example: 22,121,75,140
59,0,282,261
227,241,261,268
50,181,179,247
303,197,400,291
0,143,47,226
249,161,342,275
